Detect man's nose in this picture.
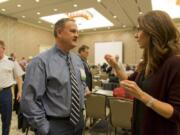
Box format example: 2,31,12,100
75,32,79,37
134,32,138,38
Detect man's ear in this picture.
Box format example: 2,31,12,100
56,28,63,37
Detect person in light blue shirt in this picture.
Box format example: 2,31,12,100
20,18,86,135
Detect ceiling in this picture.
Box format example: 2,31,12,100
0,0,152,33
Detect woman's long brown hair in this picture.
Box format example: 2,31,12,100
137,10,180,76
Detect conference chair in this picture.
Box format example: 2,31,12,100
108,97,133,135
85,93,109,134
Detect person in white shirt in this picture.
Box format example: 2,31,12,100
0,40,24,135
115,54,126,72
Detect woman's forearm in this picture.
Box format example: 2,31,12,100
140,91,174,119
114,64,128,80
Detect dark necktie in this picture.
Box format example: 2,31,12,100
67,55,80,126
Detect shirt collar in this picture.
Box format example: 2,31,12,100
0,55,8,62
54,45,71,59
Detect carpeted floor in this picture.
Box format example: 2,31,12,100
0,112,130,135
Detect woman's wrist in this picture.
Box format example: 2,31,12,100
139,90,149,103
139,91,157,108
146,97,157,107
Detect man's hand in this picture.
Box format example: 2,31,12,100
85,87,91,96
16,91,22,102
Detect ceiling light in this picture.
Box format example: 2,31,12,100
53,8,58,12
73,4,78,8
1,8,6,12
113,15,117,19
122,24,126,28
97,0,102,2
139,11,143,15
41,8,113,30
0,0,8,4
152,0,180,18
36,12,40,15
17,4,22,7
35,0,40,2
22,15,26,18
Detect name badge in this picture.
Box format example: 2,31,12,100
80,68,86,81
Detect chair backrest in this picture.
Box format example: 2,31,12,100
109,97,133,129
99,72,108,80
92,80,102,88
85,94,107,119
91,68,99,75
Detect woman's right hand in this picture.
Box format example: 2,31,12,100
104,54,117,68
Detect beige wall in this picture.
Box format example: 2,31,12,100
78,30,143,65
0,15,54,59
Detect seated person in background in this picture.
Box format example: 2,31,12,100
100,62,108,72
114,54,126,73
111,55,126,81
125,64,131,71
106,65,112,75
108,55,125,83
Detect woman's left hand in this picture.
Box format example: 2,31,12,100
120,80,143,100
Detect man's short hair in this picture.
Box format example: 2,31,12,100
54,18,75,37
0,40,5,49
78,45,89,53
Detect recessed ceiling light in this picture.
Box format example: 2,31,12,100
122,24,126,28
113,15,117,19
139,11,143,15
53,8,58,12
0,0,8,4
73,4,78,8
22,15,26,18
35,0,40,2
17,4,22,7
36,12,40,15
1,8,6,12
97,0,102,2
